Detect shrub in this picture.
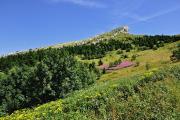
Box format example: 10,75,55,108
121,54,128,59
98,59,103,66
116,50,123,54
109,62,115,67
131,55,137,61
126,48,131,52
109,59,122,67
134,61,140,67
171,44,180,61
102,68,106,74
153,45,158,50
145,62,150,70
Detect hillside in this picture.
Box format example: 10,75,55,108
0,27,180,120
2,64,180,120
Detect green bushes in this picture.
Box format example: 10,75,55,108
131,54,137,61
98,59,103,66
171,43,180,61
153,45,158,50
2,65,180,120
0,49,100,116
145,62,151,70
134,61,140,67
60,65,179,119
116,50,123,54
121,54,128,59
109,58,122,67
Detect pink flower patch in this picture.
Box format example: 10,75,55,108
117,61,134,68
107,61,134,71
99,64,109,69
98,61,134,72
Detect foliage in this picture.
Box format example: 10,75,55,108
98,59,103,66
102,68,106,74
121,54,128,59
131,54,137,61
109,58,122,67
134,61,140,67
153,45,158,50
116,50,123,54
0,49,100,116
145,62,151,70
171,43,180,61
1,65,180,120
125,48,131,52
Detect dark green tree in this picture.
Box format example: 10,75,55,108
98,59,103,66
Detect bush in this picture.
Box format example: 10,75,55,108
153,45,158,50
134,61,140,67
116,50,123,54
102,68,106,74
126,48,131,52
109,62,114,67
109,59,122,67
98,59,103,66
131,55,137,61
121,54,128,59
171,44,180,61
145,62,150,70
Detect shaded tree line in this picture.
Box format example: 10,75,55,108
65,35,180,59
63,39,132,60
132,35,180,50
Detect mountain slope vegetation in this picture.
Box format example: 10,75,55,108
1,64,180,120
0,27,180,119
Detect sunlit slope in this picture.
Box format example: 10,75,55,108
80,41,180,81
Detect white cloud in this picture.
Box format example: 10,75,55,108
123,6,180,24
50,0,106,8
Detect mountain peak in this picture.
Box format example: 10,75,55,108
111,26,129,34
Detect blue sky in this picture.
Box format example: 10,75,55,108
0,0,180,55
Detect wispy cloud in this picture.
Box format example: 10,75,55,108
124,6,180,23
50,0,106,8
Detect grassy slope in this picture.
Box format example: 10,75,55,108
1,40,180,120
81,41,180,81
